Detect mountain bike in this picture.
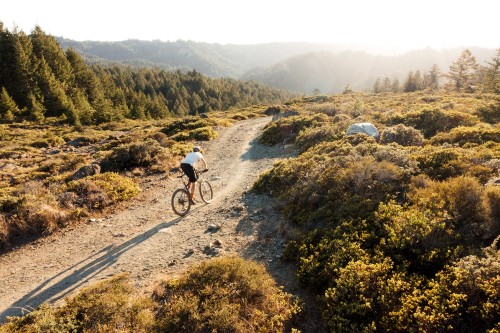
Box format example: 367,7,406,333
171,169,213,216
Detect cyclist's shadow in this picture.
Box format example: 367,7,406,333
1,215,183,322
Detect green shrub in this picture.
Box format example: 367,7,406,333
7,182,69,234
375,200,454,274
409,176,495,244
386,108,479,138
100,139,170,172
0,214,7,248
430,126,500,146
0,184,73,250
29,133,66,148
255,151,407,226
302,102,340,116
379,124,425,146
230,113,248,120
1,274,155,333
373,144,420,174
169,126,218,142
190,126,218,140
294,223,371,292
295,125,340,151
395,240,500,332
485,186,500,233
476,102,500,124
67,172,139,210
153,256,299,332
259,113,330,145
170,130,191,141
264,105,284,115
414,147,496,183
322,258,411,333
295,114,352,151
160,117,210,136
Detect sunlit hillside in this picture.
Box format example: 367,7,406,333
1,91,499,332
1,23,499,333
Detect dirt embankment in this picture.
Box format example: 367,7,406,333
0,116,300,323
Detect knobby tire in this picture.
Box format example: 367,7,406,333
199,180,213,203
171,188,191,216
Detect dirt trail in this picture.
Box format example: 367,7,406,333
0,116,298,322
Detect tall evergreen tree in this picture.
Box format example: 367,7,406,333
392,78,401,93
414,70,423,91
482,48,500,94
66,48,101,103
0,87,20,122
446,49,479,92
403,71,416,92
0,29,34,109
30,26,72,84
372,78,382,93
425,64,441,91
27,92,45,121
382,77,391,93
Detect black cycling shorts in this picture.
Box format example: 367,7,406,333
181,163,197,183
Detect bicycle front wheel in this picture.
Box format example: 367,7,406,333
171,188,191,216
199,180,213,203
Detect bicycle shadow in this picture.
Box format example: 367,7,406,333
0,215,183,322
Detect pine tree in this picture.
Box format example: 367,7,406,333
27,92,45,121
425,64,441,91
0,87,20,122
66,48,101,103
0,28,34,109
391,78,401,93
414,70,423,91
30,26,72,83
446,49,479,92
71,89,94,125
372,78,381,93
482,48,500,94
403,71,416,92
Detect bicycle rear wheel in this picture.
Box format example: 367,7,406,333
171,188,191,216
199,180,213,203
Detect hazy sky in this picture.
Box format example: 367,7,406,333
1,0,499,53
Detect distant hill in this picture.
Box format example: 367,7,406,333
242,48,498,93
57,38,347,78
57,38,497,94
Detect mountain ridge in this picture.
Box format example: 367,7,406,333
57,38,497,93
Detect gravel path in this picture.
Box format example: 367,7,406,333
0,116,299,322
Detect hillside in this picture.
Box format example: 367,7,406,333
57,38,347,78
243,48,498,93
56,38,497,93
0,92,499,332
1,22,499,333
0,24,293,127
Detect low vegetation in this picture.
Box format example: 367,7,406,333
1,88,498,332
0,257,299,333
255,91,499,332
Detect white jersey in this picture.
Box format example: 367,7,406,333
182,151,206,167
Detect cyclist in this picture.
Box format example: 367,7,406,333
180,146,208,204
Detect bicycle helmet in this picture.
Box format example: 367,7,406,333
193,146,201,152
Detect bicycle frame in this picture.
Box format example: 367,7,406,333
171,168,212,216
178,169,205,189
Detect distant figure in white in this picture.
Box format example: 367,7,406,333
180,146,208,204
